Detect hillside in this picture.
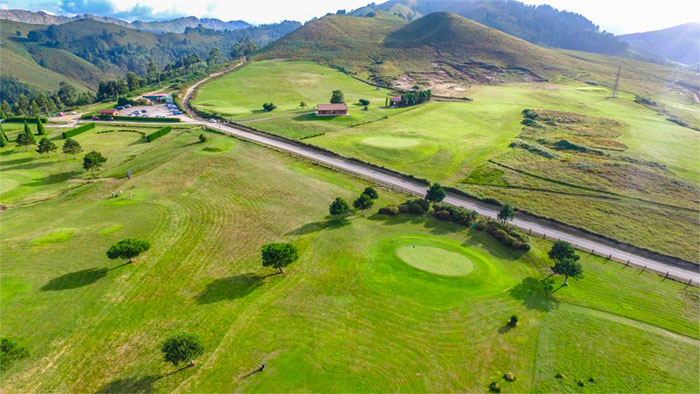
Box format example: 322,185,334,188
352,0,629,56
0,9,252,34
620,23,700,66
259,12,698,97
0,18,300,101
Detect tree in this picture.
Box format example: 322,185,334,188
548,241,582,285
107,238,150,263
36,116,46,135
147,61,160,84
1,101,12,117
262,103,277,112
23,121,36,143
0,126,8,147
0,337,29,372
425,183,446,203
16,132,34,150
36,138,57,157
329,197,350,218
362,186,378,200
498,203,515,224
353,193,374,216
161,334,204,367
330,90,345,104
126,72,140,91
57,81,76,107
230,37,258,58
261,242,298,274
299,101,307,108
82,150,107,176
207,47,221,66
359,98,370,106
198,134,207,143
62,138,83,158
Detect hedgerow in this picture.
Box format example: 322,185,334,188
62,123,95,139
146,126,171,142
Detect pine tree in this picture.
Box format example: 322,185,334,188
23,121,37,144
36,137,57,157
36,116,46,135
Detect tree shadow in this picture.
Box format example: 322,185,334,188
498,323,515,334
26,171,81,187
95,366,191,393
368,213,426,226
0,157,33,166
195,273,271,304
293,113,333,122
3,160,56,171
286,219,350,235
507,277,559,312
461,236,528,261
41,263,129,291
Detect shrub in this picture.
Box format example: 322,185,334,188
484,221,531,251
146,126,171,142
406,202,426,214
359,98,370,106
508,315,519,327
378,205,399,215
504,371,516,381
199,134,207,143
262,102,277,112
522,109,539,119
432,203,478,226
489,381,501,393
521,118,539,127
62,122,95,139
0,338,29,371
161,334,204,367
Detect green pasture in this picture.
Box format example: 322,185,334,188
1,126,698,392
193,60,700,262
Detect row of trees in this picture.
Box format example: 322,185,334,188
1,81,94,117
329,187,379,218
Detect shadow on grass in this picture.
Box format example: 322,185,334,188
507,277,558,312
195,273,274,304
95,365,191,393
292,113,334,122
0,157,33,167
498,323,515,334
461,235,528,261
41,263,129,291
286,219,350,235
368,213,426,226
3,160,56,172
26,171,81,187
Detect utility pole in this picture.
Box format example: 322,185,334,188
611,67,621,98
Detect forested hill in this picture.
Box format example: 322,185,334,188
620,23,700,66
352,0,629,56
0,18,300,101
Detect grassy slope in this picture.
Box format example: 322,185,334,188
0,126,698,392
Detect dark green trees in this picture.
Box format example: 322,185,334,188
36,116,46,135
107,238,151,263
16,123,36,150
330,90,345,104
82,151,107,176
426,183,446,203
353,193,374,216
62,138,83,158
362,187,379,200
329,197,351,218
262,103,277,112
359,98,370,106
36,138,57,157
161,334,204,367
498,203,515,224
0,337,29,371
262,242,298,274
549,241,582,285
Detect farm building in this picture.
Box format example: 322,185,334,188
99,109,120,116
316,103,348,116
142,93,174,103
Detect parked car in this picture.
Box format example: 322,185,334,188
92,115,100,120
141,110,147,113
209,118,217,123
116,106,125,110
106,117,114,121
58,112,66,116
124,104,131,108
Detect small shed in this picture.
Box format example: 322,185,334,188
316,103,348,116
99,109,120,116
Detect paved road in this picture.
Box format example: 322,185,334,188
179,66,700,284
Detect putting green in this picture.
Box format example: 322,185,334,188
361,136,421,148
396,245,474,276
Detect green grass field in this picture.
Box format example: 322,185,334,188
1,123,698,392
192,60,700,263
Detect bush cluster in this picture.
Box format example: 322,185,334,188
378,205,400,215
146,126,172,142
522,109,539,119
485,221,531,251
432,203,478,226
62,122,95,139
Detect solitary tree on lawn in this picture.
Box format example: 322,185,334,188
549,241,582,285
498,203,515,224
425,183,446,203
36,138,57,157
82,151,107,176
62,138,83,158
329,197,351,219
16,132,34,150
261,242,298,274
161,334,204,367
353,193,374,216
107,238,150,264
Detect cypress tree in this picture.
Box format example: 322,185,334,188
0,125,8,147
36,116,46,135
23,121,37,143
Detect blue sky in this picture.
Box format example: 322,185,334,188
1,0,698,33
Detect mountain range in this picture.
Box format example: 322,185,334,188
620,23,700,66
0,9,251,34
